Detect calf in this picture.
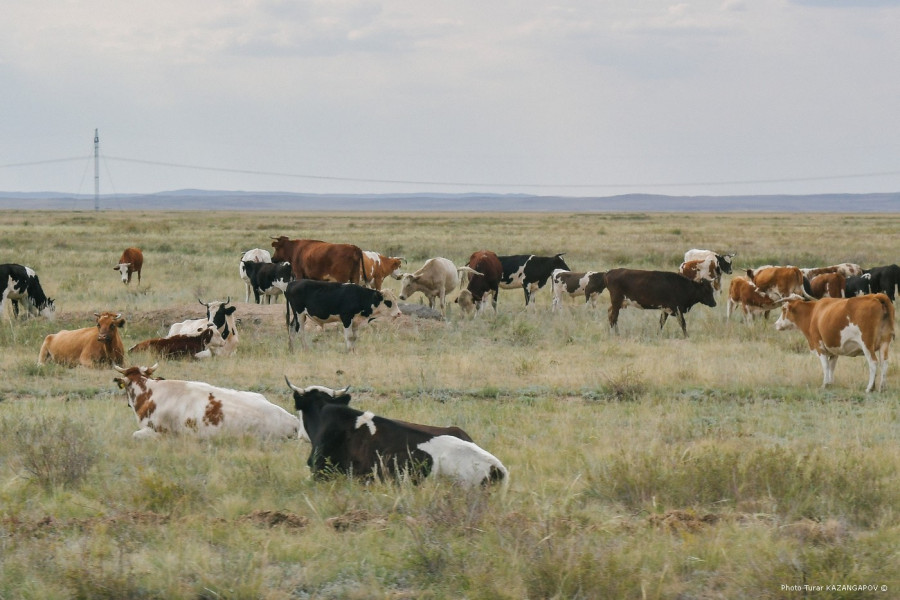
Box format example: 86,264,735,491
38,312,125,367
775,294,894,392
398,257,480,316
285,379,507,487
604,268,716,337
113,247,143,285
726,276,778,323
804,272,845,299
283,382,474,443
284,280,401,351
115,364,300,439
747,266,810,301
865,264,900,301
361,251,404,290
550,269,606,310
241,260,293,304
683,249,735,275
167,298,239,357
0,264,55,320
499,254,570,306
239,248,272,302
463,250,503,313
129,325,223,359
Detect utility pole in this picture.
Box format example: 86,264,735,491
93,128,100,211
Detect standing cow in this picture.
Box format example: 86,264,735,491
0,264,55,320
865,264,900,302
38,312,125,367
361,251,404,290
239,248,272,302
271,236,365,284
498,254,570,306
604,268,716,336
113,247,143,285
457,251,503,314
398,257,480,316
241,261,293,304
550,269,606,310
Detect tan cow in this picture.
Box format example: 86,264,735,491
775,294,895,392
361,251,403,290
747,266,810,301
38,312,126,367
399,257,480,316
726,276,778,323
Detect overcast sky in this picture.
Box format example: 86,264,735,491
2,0,900,197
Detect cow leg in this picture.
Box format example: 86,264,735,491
133,427,160,440
677,309,688,337
659,311,668,330
608,303,621,335
245,282,252,303
12,299,19,318
817,353,836,387
341,316,358,352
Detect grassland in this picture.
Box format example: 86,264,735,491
1,210,898,599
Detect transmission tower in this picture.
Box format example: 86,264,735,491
94,129,99,211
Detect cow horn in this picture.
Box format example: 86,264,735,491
336,386,351,397
284,376,304,393
94,312,101,318
198,298,208,306
225,296,231,305
145,363,158,375
113,364,127,373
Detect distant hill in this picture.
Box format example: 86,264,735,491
0,190,897,212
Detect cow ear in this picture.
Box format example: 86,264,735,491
113,377,126,389
115,318,126,327
225,306,237,315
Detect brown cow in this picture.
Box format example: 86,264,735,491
800,263,863,279
37,312,126,367
746,266,809,301
129,325,224,359
113,247,143,285
726,276,778,323
679,257,722,291
775,294,894,392
271,236,364,284
361,251,403,290
457,250,502,314
807,273,846,299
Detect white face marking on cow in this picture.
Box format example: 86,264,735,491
355,411,377,435
115,263,130,283
774,308,796,331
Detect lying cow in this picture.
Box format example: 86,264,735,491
114,364,301,439
239,248,272,303
550,269,606,310
285,378,507,487
398,257,480,316
775,294,894,392
283,382,474,443
0,263,55,320
38,312,125,367
362,251,403,290
499,253,570,306
241,260,293,304
604,268,716,337
726,276,778,323
284,280,401,351
113,247,143,285
129,324,224,359
167,298,239,357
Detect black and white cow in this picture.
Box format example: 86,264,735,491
284,280,401,351
284,379,507,487
845,273,873,297
167,298,239,357
241,260,293,304
498,254,570,306
550,269,606,310
865,264,900,302
0,264,55,320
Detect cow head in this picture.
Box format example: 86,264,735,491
270,236,292,263
455,289,476,315
697,281,717,308
285,378,351,441
773,295,807,331
398,273,419,300
551,253,570,272
94,312,125,343
718,253,735,275
113,363,159,409
199,298,237,338
369,290,402,321
113,262,131,283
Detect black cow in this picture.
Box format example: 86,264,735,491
0,264,55,320
865,265,900,301
604,268,717,337
241,260,293,304
498,254,570,306
284,280,401,351
284,379,507,486
845,273,873,297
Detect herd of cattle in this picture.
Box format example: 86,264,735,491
2,236,899,488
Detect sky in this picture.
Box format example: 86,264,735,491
2,0,900,198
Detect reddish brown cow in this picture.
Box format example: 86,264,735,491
775,294,894,392
807,273,846,299
129,326,222,359
271,236,364,284
457,250,502,314
37,312,126,367
747,266,809,301
726,276,778,323
113,247,143,285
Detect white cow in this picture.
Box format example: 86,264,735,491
114,364,301,439
398,257,480,316
239,249,272,303
167,298,239,357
